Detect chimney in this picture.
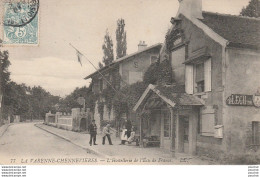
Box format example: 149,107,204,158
138,41,147,51
177,0,203,19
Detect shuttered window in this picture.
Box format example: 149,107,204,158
201,113,215,136
204,58,212,92
195,63,205,93
185,65,193,94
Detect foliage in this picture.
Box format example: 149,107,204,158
99,71,121,115
165,27,184,53
58,86,96,113
0,40,10,124
143,58,173,85
116,18,127,59
102,29,114,66
240,0,260,18
3,83,59,121
143,61,159,85
97,101,104,120
113,82,148,118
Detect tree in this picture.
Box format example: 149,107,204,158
0,40,10,124
102,29,114,66
240,0,260,18
116,19,127,59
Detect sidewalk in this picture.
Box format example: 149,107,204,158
35,123,216,164
0,123,10,137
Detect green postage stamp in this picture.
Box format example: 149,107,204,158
2,0,39,45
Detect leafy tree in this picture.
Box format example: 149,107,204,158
102,29,114,66
116,19,127,59
58,86,96,113
0,40,10,124
240,0,260,18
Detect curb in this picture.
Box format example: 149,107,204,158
0,124,11,138
34,123,109,158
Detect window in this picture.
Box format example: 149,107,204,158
185,58,211,94
195,62,205,93
164,112,171,138
252,121,259,145
150,56,158,64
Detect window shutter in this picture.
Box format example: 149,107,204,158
201,113,215,136
185,65,193,94
204,58,212,92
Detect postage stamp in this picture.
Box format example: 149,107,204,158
2,0,39,45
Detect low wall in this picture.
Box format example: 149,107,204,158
45,108,93,132
57,115,73,131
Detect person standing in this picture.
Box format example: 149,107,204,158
102,124,113,145
125,120,132,139
89,120,97,146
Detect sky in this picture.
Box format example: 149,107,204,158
1,0,250,97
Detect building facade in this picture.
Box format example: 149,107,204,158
134,0,260,159
85,42,162,131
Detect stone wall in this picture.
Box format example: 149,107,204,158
45,108,93,132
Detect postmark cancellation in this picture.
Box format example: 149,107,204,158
2,0,39,45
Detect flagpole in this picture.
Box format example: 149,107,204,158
69,43,121,95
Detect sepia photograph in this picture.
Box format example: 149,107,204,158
0,0,259,169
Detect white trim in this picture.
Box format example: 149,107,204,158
133,84,154,112
133,84,176,112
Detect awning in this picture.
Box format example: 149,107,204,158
183,47,211,65
133,84,204,112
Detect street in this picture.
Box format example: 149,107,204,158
0,123,98,165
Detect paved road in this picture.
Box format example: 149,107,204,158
0,123,97,164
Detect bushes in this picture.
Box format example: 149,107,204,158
143,58,172,85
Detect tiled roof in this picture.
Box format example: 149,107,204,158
200,11,260,49
133,84,204,111
84,43,162,80
154,85,204,106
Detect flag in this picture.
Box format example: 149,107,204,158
76,50,83,66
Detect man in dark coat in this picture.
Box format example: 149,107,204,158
89,120,97,146
125,120,132,139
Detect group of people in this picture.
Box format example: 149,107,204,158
88,119,135,146
120,120,135,145
89,120,113,146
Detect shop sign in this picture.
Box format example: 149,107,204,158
226,94,253,106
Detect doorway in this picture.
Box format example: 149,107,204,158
179,115,189,153
80,118,87,132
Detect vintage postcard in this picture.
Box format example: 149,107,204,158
0,0,259,169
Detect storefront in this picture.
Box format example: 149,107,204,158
133,84,204,155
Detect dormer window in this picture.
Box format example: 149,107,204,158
184,47,211,94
